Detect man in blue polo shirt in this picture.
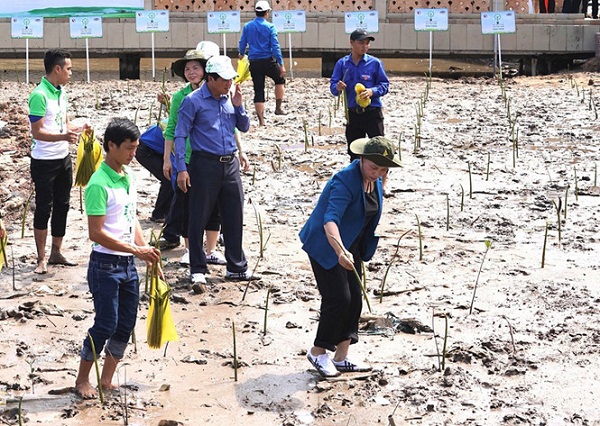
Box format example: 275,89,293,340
238,0,286,126
174,55,259,285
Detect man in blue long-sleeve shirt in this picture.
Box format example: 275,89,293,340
238,0,286,126
174,55,259,285
330,29,391,193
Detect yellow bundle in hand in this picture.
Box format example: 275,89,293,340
147,275,179,349
355,83,371,108
0,226,7,273
75,128,103,187
235,55,251,85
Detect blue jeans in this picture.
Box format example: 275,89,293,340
80,251,140,361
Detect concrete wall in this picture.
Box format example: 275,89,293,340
0,13,598,58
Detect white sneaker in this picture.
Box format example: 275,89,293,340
332,356,372,373
307,351,340,377
206,251,226,265
191,273,206,284
179,249,190,266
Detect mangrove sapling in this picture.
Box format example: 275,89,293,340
251,165,256,186
441,313,449,371
26,357,36,394
468,162,473,199
469,240,492,315
541,221,549,268
501,315,517,354
18,395,23,426
275,144,282,171
573,166,579,201
379,230,411,303
232,322,238,382
415,214,423,261
88,333,104,403
12,245,16,291
460,184,465,212
431,309,450,372
318,110,322,136
241,257,261,302
446,194,450,231
564,184,569,219
486,152,491,181
328,105,332,127
263,286,271,335
302,118,309,153
397,132,403,162
328,235,372,313
249,199,270,258
21,189,34,239
552,199,562,243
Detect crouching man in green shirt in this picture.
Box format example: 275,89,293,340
75,118,161,399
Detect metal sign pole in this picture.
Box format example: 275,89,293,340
151,32,156,80
85,38,90,83
429,32,433,74
222,33,227,56
26,38,30,85
288,33,293,80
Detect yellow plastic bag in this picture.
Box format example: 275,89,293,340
147,277,179,349
235,55,251,85
75,128,103,187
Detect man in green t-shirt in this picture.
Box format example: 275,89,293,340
28,48,81,274
75,118,160,399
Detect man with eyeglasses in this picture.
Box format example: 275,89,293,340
329,30,391,195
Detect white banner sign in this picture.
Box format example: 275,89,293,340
0,1,143,18
136,10,169,33
11,16,44,38
481,11,516,34
69,16,103,38
207,11,241,34
272,10,306,33
344,11,379,34
414,8,449,32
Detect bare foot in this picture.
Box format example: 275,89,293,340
48,253,77,266
75,381,98,399
101,382,119,392
34,259,47,274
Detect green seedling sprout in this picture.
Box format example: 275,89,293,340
88,333,104,404
564,184,569,219
21,189,34,239
573,166,579,201
442,314,449,371
275,145,282,171
328,105,332,127
26,357,36,394
397,132,403,162
469,240,492,315
486,152,491,181
379,230,411,303
552,199,562,243
251,165,256,186
468,162,473,199
250,199,270,259
232,321,238,382
431,309,449,373
95,85,100,110
303,118,309,153
18,396,23,426
241,257,261,302
501,315,517,354
460,184,465,212
328,235,372,313
415,214,423,261
541,220,549,268
446,194,450,231
263,286,271,335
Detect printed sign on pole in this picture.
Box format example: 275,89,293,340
135,10,169,32
207,11,241,34
344,11,379,34
69,16,103,38
481,11,516,34
272,10,306,33
11,16,44,38
414,8,449,32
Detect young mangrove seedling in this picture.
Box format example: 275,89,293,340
415,214,423,261
232,321,238,382
469,240,492,315
302,118,309,153
460,184,465,212
468,162,473,199
263,286,271,335
446,194,450,231
541,220,549,268
88,333,104,404
379,230,411,303
564,184,569,220
552,199,562,243
486,152,491,181
573,166,579,201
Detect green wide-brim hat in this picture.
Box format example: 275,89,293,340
171,50,208,78
350,136,402,167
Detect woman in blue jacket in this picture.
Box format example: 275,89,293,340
299,136,401,377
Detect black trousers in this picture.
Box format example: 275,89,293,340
30,155,72,236
309,247,363,352
187,152,247,275
135,143,173,220
346,108,385,161
539,0,556,12
249,58,285,103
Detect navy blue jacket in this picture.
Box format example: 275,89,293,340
299,160,382,270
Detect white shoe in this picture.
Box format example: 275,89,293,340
332,356,372,373
307,351,340,377
179,249,190,266
206,251,226,265
191,273,206,284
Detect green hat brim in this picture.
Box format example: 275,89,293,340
350,137,402,168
